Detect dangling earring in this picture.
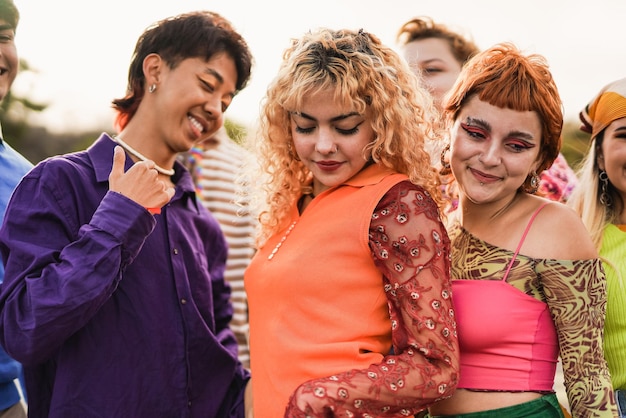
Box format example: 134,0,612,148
149,84,156,93
599,170,612,207
524,171,540,194
440,144,451,176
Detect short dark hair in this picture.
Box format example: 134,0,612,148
113,10,253,128
0,0,19,30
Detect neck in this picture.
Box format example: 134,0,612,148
457,192,521,227
113,134,175,177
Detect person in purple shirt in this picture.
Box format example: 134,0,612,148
0,10,253,418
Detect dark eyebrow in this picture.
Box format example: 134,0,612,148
465,116,536,142
293,111,361,123
464,116,491,131
0,24,14,32
508,130,536,142
204,67,235,100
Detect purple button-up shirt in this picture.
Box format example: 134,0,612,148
0,134,248,418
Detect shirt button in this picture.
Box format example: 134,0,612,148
181,299,187,304
173,248,179,255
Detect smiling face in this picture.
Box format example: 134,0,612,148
290,87,374,195
450,96,542,206
0,18,17,102
598,117,626,207
401,37,463,108
154,53,237,153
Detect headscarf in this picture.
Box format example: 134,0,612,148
580,77,626,139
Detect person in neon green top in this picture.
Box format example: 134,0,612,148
568,76,626,417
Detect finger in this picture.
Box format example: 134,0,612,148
165,186,176,200
110,146,127,180
145,187,175,215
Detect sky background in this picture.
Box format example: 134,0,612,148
11,0,626,134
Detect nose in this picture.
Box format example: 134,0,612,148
478,144,502,166
203,96,224,119
315,129,338,155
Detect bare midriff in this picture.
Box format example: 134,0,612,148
429,388,544,415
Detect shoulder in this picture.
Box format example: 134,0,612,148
525,198,597,260
376,180,442,223
382,180,434,204
30,151,91,178
14,152,98,204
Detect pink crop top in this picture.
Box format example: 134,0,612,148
451,203,558,392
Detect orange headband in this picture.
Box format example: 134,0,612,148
580,77,626,139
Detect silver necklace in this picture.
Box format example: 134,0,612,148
112,135,175,176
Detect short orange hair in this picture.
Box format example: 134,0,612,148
444,42,563,178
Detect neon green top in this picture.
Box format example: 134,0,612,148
600,223,626,390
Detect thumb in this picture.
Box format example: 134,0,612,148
109,146,127,183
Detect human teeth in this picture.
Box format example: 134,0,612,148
188,116,204,132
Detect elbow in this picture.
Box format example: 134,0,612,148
1,333,44,366
439,361,460,400
433,352,460,400
441,371,459,400
0,323,56,366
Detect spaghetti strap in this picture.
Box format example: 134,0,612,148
502,202,550,282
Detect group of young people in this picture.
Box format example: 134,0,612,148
0,1,623,417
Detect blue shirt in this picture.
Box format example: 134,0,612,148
0,136,32,410
0,134,248,418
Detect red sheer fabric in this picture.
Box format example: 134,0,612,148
285,182,459,417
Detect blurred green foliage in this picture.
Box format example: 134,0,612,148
561,120,592,172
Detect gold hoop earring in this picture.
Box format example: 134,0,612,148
440,144,451,176
523,171,540,194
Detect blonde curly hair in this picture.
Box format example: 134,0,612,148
245,28,444,247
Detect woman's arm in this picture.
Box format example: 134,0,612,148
531,204,617,416
285,182,459,417
540,259,617,417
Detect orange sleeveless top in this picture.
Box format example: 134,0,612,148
245,165,406,417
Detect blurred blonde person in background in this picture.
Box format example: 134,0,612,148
568,76,626,417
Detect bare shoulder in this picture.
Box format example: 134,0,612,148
525,200,598,260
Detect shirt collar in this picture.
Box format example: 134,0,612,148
343,163,397,188
87,132,200,212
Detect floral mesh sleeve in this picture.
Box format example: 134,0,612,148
285,181,459,417
537,258,617,417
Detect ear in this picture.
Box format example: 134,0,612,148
597,150,606,171
142,53,163,87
